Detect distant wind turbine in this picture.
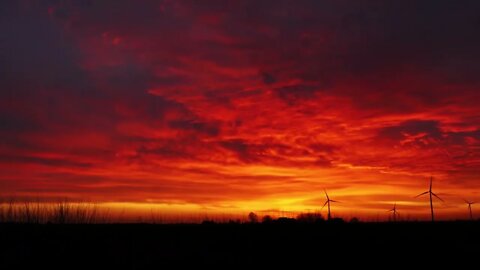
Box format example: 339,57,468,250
321,190,339,221
415,176,443,222
388,203,399,222
464,200,475,221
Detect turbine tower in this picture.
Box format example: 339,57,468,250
415,176,443,222
464,200,475,221
321,190,339,221
389,203,398,222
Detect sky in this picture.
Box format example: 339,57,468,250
1,0,480,221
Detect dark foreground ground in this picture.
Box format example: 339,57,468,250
1,221,479,268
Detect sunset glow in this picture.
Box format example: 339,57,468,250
1,0,479,221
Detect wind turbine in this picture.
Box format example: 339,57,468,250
321,189,339,221
388,203,398,222
415,176,443,222
464,200,475,221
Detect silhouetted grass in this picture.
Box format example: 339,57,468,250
0,200,104,224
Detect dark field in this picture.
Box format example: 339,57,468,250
1,221,478,269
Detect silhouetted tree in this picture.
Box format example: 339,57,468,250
248,212,258,223
262,215,273,223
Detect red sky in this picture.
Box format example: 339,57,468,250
1,0,480,221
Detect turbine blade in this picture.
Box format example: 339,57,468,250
321,201,328,210
415,191,429,198
324,189,329,200
330,200,340,203
432,192,444,202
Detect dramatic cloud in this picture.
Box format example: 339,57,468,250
1,0,479,220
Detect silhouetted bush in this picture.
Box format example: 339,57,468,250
274,217,296,224
228,219,241,224
296,213,325,223
350,217,360,223
201,219,215,225
329,217,345,224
